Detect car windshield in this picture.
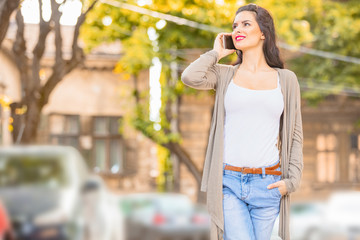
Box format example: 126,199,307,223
0,155,68,188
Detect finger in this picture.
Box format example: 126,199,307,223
216,33,225,42
218,32,232,39
267,182,279,189
218,32,227,38
227,49,236,53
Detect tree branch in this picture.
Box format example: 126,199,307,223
68,0,99,70
163,141,202,184
12,9,28,101
39,0,99,107
51,0,63,66
31,0,52,96
0,0,20,47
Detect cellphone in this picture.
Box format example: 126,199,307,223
223,35,236,50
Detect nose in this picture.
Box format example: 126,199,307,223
233,25,242,33
233,28,243,35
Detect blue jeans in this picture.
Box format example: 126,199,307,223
222,160,282,240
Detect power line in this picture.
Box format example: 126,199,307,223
279,42,360,65
299,80,360,97
99,0,360,65
99,0,224,33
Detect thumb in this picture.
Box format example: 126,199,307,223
225,49,236,55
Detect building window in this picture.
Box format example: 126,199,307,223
49,114,80,149
349,133,360,183
92,116,124,174
350,134,359,150
316,133,338,183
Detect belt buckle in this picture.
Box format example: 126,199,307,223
241,167,247,174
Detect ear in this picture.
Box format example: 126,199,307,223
261,33,265,40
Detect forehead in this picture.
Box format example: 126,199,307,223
233,11,257,23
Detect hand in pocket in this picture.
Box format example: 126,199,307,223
267,179,287,196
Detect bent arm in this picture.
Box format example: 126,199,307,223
283,77,304,194
181,49,220,90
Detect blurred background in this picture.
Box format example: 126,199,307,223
0,0,359,239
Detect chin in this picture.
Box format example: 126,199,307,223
235,45,246,51
236,43,261,52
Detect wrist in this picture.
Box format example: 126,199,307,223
216,52,222,62
207,49,220,63
283,178,294,194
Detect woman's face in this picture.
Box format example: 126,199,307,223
231,11,264,51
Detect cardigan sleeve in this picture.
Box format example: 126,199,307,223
181,49,220,91
283,74,304,194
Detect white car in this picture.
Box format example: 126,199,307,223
272,191,360,240
271,201,326,240
317,191,360,239
119,192,210,240
0,145,124,240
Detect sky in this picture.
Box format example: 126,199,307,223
21,0,82,25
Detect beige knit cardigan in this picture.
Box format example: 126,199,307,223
181,49,304,240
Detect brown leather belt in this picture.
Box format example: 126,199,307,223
224,162,282,176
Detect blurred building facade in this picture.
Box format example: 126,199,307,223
0,23,161,194
300,94,360,201
1,23,360,203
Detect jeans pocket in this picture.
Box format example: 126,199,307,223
274,186,282,198
270,174,282,198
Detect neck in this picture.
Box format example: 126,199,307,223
240,47,269,73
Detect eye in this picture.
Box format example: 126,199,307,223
244,22,250,26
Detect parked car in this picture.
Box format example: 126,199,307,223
0,145,123,240
272,191,360,240
313,191,360,240
119,192,210,240
271,200,326,240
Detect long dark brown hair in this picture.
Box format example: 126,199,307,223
232,3,284,68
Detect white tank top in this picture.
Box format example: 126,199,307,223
223,72,284,168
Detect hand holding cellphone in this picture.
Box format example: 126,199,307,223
223,35,236,50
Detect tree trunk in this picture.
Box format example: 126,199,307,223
9,0,98,144
21,96,42,143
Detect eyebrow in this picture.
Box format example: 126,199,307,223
233,20,252,25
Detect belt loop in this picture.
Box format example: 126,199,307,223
261,167,266,178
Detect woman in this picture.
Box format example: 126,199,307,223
181,3,303,240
